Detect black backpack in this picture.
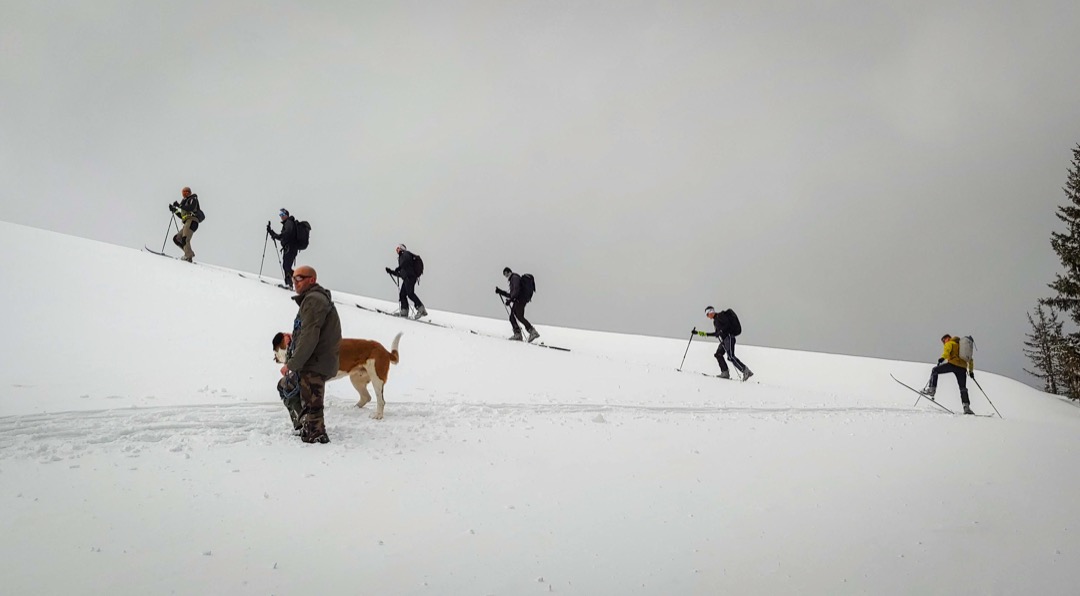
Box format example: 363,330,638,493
719,309,742,336
520,273,536,302
412,254,424,277
195,208,206,222
295,221,311,250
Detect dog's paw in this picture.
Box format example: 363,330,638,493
356,402,366,409
370,412,384,420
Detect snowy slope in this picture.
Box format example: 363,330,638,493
1,221,1079,595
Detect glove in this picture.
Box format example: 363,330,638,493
385,267,395,276
504,299,511,306
969,371,975,379
266,223,273,234
168,203,177,213
696,331,708,337
937,358,945,365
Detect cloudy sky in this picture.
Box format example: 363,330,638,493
2,1,1078,385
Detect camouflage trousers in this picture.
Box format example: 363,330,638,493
277,371,328,442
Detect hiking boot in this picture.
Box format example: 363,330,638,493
526,328,540,343
301,431,330,444
741,369,754,382
718,370,731,380
963,405,974,415
414,305,428,319
509,332,523,341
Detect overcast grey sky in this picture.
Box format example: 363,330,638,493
2,1,1078,385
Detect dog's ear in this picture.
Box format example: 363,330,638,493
272,332,285,350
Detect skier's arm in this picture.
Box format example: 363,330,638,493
508,275,521,301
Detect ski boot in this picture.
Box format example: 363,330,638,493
509,331,523,341
741,369,754,382
526,328,540,343
718,370,731,380
413,305,428,319
920,387,936,399
394,307,409,317
963,405,974,415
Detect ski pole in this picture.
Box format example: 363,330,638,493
388,270,400,289
972,377,1002,419
271,237,283,271
160,213,175,253
677,329,696,371
258,226,270,279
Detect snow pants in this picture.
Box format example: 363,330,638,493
929,362,970,405
398,277,423,312
714,334,748,374
509,300,534,334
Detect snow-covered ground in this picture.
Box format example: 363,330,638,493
2,221,1079,595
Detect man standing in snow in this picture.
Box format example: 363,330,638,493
920,334,976,415
279,265,341,444
267,208,299,289
169,187,201,262
496,267,539,342
385,244,427,319
696,306,753,381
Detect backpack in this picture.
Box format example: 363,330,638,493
412,254,424,278
958,335,975,362
719,309,742,336
520,273,536,302
295,221,311,250
195,208,206,222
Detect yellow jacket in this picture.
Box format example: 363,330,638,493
942,337,974,373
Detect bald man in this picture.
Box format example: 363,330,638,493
278,266,341,443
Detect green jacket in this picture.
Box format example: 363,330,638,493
286,284,341,378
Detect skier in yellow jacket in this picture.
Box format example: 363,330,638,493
921,334,976,414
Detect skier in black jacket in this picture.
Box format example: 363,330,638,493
169,187,201,262
496,267,539,342
267,208,299,289
385,244,427,319
696,306,753,381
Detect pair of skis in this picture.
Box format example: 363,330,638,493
890,375,994,417
344,302,573,352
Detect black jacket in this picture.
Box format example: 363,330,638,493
393,250,420,281
270,216,298,249
179,193,200,215
497,273,524,302
707,310,736,338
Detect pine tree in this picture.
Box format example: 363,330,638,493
1045,144,1080,319
1041,144,1080,398
1023,305,1064,394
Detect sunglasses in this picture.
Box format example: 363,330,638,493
292,274,312,282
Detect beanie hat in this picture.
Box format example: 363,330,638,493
705,306,715,315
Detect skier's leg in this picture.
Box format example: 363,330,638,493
282,247,298,287
713,343,730,373
724,335,748,373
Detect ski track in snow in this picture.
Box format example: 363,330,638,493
0,398,934,463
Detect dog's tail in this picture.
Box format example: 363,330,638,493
389,332,403,364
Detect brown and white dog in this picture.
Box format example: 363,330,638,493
273,332,402,420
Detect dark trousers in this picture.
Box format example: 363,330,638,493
714,334,748,373
509,300,534,334
399,277,423,311
929,362,970,405
282,246,298,287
